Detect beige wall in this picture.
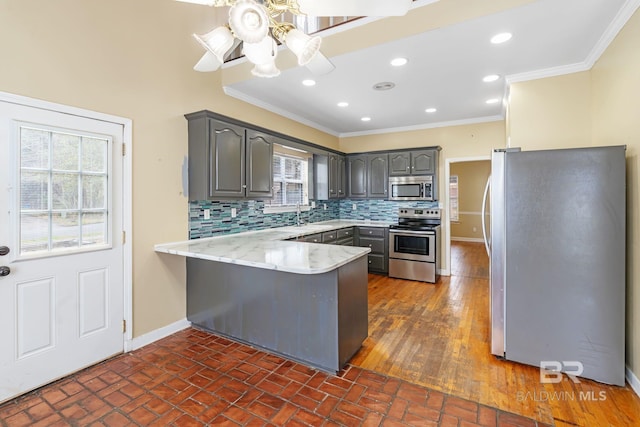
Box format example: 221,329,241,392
508,72,593,151
450,161,491,240
591,8,640,380
508,9,640,379
0,0,338,337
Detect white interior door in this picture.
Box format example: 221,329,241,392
0,100,124,403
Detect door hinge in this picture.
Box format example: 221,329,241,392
122,319,127,333
122,144,126,156
122,231,126,244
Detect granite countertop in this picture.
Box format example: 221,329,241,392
154,220,393,275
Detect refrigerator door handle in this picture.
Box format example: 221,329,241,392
481,175,491,256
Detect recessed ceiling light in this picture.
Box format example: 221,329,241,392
425,108,437,113
302,79,316,86
337,102,349,108
483,74,500,82
491,33,512,44
486,98,501,104
373,81,395,91
361,117,372,122
390,57,408,67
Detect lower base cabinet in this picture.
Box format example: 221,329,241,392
356,227,389,274
187,257,368,373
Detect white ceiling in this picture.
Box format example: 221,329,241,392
222,0,636,137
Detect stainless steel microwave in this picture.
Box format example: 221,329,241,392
388,176,435,201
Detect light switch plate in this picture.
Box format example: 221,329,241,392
352,204,357,210
231,208,237,218
203,209,210,220
323,203,327,210
311,201,316,208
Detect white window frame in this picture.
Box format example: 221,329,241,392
14,122,113,260
264,149,311,214
449,175,459,222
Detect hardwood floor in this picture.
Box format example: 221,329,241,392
350,241,640,426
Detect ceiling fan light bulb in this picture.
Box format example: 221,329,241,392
251,62,281,78
228,0,270,43
285,28,322,66
243,36,278,65
193,26,235,63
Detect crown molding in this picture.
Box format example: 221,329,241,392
222,86,340,136
339,115,504,138
507,0,640,85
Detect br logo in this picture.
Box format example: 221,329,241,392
539,361,583,384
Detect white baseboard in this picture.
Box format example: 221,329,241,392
627,365,640,398
451,237,484,243
125,318,191,352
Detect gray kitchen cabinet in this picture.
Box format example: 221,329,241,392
245,129,275,198
330,154,347,198
367,153,388,198
388,149,438,176
347,155,367,198
186,112,273,200
315,153,346,200
356,227,388,274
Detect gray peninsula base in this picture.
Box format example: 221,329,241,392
186,255,368,373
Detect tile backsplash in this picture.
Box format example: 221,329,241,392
189,199,438,239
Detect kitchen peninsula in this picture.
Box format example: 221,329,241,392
155,220,390,373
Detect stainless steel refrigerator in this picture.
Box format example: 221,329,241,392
482,146,626,386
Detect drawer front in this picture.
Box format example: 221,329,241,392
335,237,353,246
367,254,386,271
322,231,337,243
358,237,385,254
337,228,354,239
358,227,385,238
303,233,323,243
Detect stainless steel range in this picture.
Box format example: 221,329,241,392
388,208,441,283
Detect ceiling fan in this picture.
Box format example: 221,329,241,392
177,0,413,78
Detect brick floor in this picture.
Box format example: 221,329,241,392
0,328,551,426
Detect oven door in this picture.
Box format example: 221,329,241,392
389,230,436,262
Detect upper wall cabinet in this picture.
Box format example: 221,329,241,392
367,153,389,198
347,155,367,198
315,153,346,199
347,153,388,199
186,111,273,200
389,149,438,176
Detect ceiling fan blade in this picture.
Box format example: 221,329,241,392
297,0,412,17
194,52,222,72
305,51,335,75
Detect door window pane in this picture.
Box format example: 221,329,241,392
82,175,106,209
19,125,110,256
52,133,80,171
52,212,80,250
52,173,79,210
21,171,49,210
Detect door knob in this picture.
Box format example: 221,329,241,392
0,246,9,256
0,266,10,277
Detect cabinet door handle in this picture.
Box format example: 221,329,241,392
368,244,372,247
242,185,247,188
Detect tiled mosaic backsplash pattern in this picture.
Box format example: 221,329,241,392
189,199,438,239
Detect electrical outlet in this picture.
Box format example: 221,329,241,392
352,204,357,210
473,226,477,232
323,203,327,210
311,201,316,209
231,208,237,218
203,209,210,220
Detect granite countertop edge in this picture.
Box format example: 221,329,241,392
154,220,392,275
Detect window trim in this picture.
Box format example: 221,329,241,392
266,150,310,213
449,174,459,223
14,122,113,261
